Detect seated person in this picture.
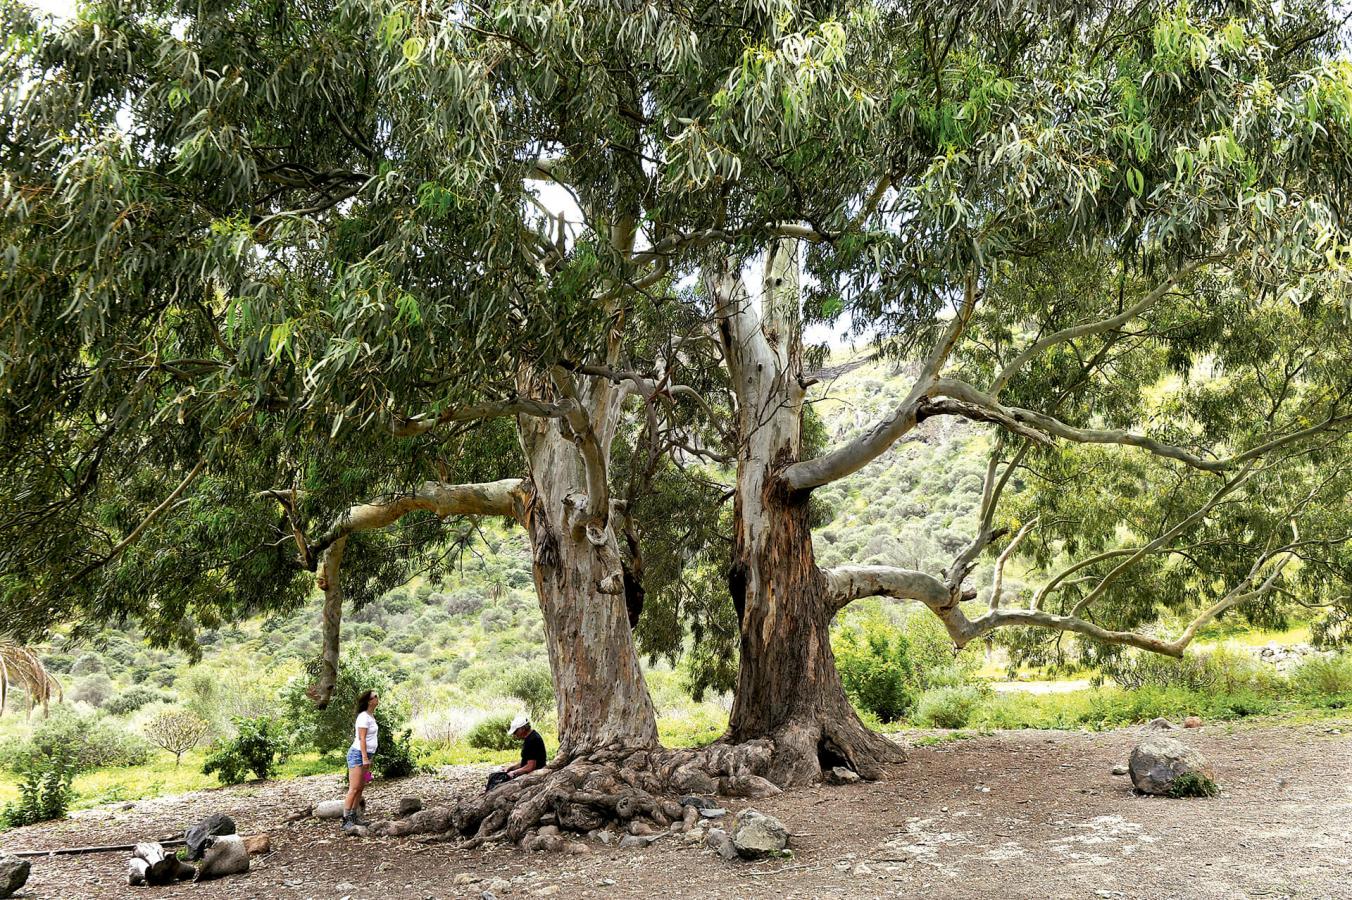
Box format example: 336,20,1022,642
485,714,548,791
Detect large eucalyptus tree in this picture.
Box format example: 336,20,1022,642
683,0,1352,784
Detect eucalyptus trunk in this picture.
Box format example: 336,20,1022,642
517,375,659,761
714,243,905,785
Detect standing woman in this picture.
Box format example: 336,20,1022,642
342,690,379,831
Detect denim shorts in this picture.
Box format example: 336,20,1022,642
346,748,373,768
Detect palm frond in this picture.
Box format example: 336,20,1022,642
0,638,63,716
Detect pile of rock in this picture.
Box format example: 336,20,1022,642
1251,642,1333,674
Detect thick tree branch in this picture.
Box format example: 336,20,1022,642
783,277,981,491
824,565,950,612
930,379,1352,473
312,478,523,557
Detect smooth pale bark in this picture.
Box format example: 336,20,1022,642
712,244,903,785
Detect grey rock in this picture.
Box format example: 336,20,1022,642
594,830,615,845
679,795,714,809
1111,763,1129,776
1129,731,1215,796
0,854,31,899
194,835,250,882
313,799,346,819
1145,717,1178,731
398,796,423,817
730,808,790,859
826,766,861,785
698,807,727,818
618,834,659,849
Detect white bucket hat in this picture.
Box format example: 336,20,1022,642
508,713,530,733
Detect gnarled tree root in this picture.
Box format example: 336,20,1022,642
368,727,902,848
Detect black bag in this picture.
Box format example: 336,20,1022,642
184,813,237,861
484,772,512,793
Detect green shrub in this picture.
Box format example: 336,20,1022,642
12,706,151,773
836,624,915,723
503,665,554,722
374,729,425,779
466,714,516,751
1,748,78,828
1290,653,1352,697
281,657,404,754
69,673,115,707
106,685,166,716
202,716,285,785
912,685,987,729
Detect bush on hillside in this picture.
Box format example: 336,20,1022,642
503,664,554,722
12,706,151,773
106,685,167,716
69,673,115,708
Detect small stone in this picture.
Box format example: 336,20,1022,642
1112,764,1129,776
628,820,656,836
600,878,616,886
595,830,614,845
853,862,875,876
481,893,497,900
679,795,714,809
730,809,790,859
343,825,370,838
488,877,512,892
826,766,861,785
0,854,32,899
531,886,560,897
698,807,727,818
398,797,423,817
1145,717,1178,731
454,873,480,886
537,825,560,838
336,882,357,891
705,828,739,861
1183,716,1203,729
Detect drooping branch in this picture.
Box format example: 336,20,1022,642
309,536,346,708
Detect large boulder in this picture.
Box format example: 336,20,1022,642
730,809,789,859
1129,728,1216,796
0,854,30,899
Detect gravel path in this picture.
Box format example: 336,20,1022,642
2,716,1349,899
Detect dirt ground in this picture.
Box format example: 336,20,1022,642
2,716,1349,900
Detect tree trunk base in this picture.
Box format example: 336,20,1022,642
756,714,908,787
